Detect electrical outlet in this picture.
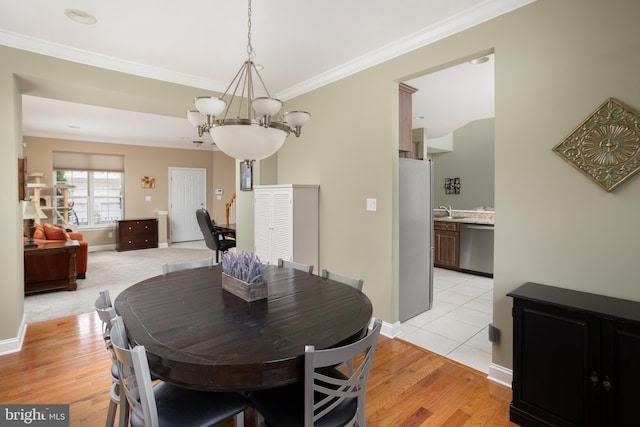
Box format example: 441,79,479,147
108,231,113,238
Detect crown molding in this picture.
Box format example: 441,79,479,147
276,0,535,100
1,0,535,100
0,29,227,92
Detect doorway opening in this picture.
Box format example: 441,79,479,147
399,52,495,374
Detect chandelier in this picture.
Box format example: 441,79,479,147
187,0,310,163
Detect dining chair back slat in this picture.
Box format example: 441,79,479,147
277,258,314,274
321,269,364,291
161,257,213,276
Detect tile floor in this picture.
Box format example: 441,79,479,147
399,267,493,374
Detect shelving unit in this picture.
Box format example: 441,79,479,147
26,172,76,229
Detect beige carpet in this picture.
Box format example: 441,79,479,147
24,240,215,324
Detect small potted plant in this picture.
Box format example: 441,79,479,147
220,251,268,301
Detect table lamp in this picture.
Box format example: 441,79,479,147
22,200,47,247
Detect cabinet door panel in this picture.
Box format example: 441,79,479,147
434,230,458,268
513,303,595,427
602,320,640,427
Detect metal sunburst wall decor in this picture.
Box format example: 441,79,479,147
553,98,640,192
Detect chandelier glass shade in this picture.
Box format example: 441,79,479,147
187,0,310,162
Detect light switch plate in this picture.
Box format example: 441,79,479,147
366,198,377,212
145,195,151,202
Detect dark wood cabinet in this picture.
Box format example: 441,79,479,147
509,282,640,427
434,220,459,269
116,218,158,251
399,83,418,158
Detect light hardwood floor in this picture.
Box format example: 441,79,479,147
0,313,516,426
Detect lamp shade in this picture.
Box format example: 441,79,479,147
186,110,207,127
22,200,47,220
211,123,287,161
284,111,311,127
252,97,282,116
194,96,227,117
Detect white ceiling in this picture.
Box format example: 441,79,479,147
2,0,526,149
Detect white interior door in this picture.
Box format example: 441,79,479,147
169,167,206,242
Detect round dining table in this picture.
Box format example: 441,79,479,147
114,264,373,392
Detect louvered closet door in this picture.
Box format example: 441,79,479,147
269,189,293,263
254,189,272,262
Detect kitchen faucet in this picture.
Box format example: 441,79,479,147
439,205,452,217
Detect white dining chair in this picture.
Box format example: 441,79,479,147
94,290,120,427
250,319,382,426
109,315,248,427
161,257,213,276
277,258,314,274
321,269,364,291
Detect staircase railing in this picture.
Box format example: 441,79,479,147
225,192,236,226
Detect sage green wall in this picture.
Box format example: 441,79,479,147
432,118,495,210
0,73,24,344
248,0,640,371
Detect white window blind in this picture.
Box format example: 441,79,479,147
53,152,124,172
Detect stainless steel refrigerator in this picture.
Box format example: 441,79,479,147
399,158,433,322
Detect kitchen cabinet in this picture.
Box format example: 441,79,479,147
254,185,319,272
116,218,158,251
399,83,418,158
434,220,459,270
509,282,640,427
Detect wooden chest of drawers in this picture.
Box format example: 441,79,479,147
116,219,158,252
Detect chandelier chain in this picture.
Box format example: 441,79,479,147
246,0,254,59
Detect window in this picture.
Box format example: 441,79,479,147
55,170,123,228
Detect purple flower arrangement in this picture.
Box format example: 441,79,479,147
221,251,267,284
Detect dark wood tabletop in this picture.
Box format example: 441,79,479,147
114,264,373,392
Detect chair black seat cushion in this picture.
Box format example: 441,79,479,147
249,368,357,427
216,234,236,252
130,382,247,427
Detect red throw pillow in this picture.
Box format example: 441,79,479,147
43,223,70,240
33,225,46,240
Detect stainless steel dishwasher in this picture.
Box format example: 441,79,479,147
459,223,494,276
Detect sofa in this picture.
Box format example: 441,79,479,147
23,223,89,287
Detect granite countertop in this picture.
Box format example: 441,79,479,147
434,210,495,226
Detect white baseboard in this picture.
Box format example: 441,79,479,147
0,314,27,356
90,243,169,251
382,320,402,338
88,244,116,252
488,363,512,388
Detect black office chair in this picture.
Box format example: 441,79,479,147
196,208,236,263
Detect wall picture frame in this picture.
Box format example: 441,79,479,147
240,162,253,191
141,175,155,189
